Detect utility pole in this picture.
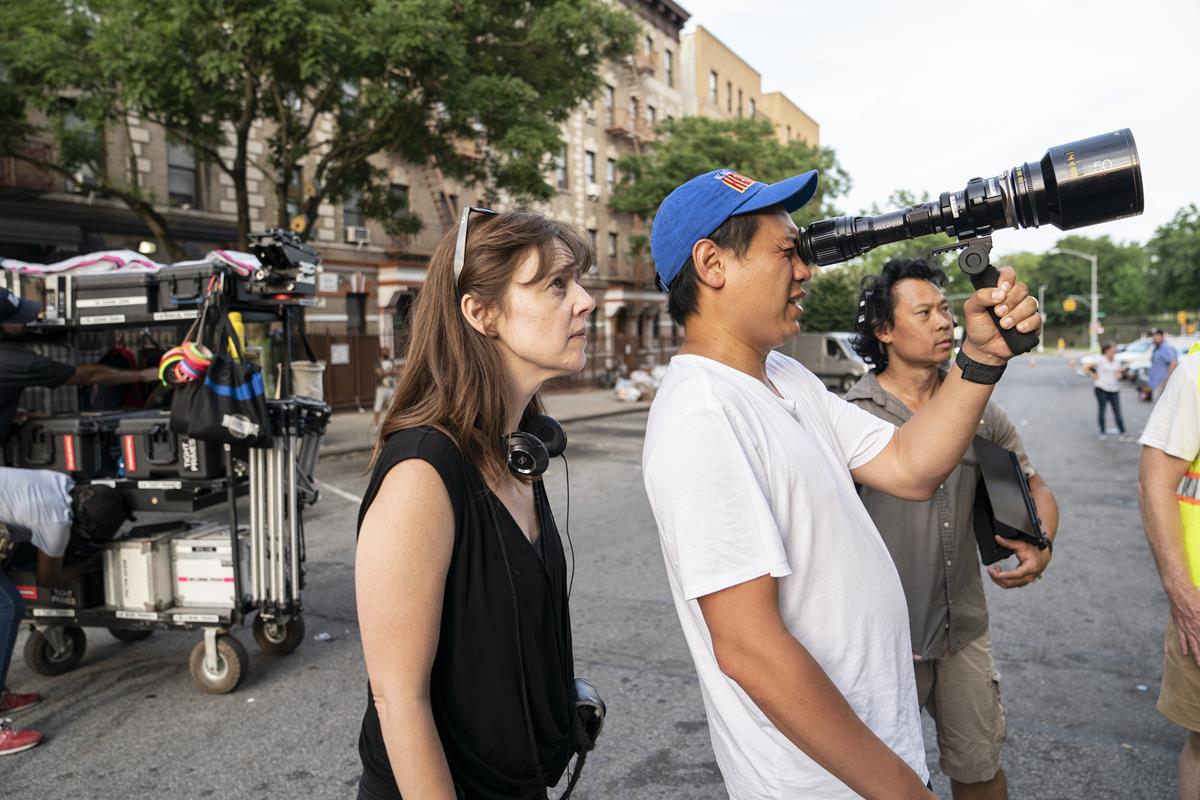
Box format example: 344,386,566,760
1049,248,1100,353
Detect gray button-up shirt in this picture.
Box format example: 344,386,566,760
845,371,1035,661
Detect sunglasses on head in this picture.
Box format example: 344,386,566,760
453,205,499,294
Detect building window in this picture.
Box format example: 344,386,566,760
665,49,674,87
587,228,598,253
64,111,103,193
726,81,732,113
167,142,198,209
749,98,756,119
737,89,743,117
647,105,656,127
556,145,568,189
709,71,718,103
608,232,618,259
628,96,639,126
390,183,409,212
604,84,615,125
606,158,616,188
343,192,363,228
786,125,792,141
347,293,367,334
585,151,596,185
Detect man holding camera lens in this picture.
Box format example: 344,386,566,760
845,257,1060,800
641,168,1041,799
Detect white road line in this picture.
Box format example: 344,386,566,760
315,479,363,505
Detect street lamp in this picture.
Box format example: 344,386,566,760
1048,247,1099,353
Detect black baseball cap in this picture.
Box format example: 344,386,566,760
0,287,41,324
70,484,133,542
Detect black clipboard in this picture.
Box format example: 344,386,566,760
971,436,1047,565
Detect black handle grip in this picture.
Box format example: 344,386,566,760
967,265,1040,356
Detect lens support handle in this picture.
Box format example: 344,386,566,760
929,234,1040,356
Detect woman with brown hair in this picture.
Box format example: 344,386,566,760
355,207,596,800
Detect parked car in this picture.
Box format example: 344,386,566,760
1116,338,1156,379
776,331,868,393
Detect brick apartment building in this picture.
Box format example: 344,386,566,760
0,0,819,386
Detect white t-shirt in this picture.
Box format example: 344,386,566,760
1093,358,1123,393
1140,352,1200,462
642,352,927,799
0,467,75,557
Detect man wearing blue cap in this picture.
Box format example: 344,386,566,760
641,168,1041,799
0,287,157,451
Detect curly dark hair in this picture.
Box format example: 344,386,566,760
851,257,949,374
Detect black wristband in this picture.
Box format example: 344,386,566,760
955,348,1006,385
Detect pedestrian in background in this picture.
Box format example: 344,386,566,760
1138,347,1200,799
1086,341,1134,441
1146,327,1179,402
847,257,1060,800
372,346,398,428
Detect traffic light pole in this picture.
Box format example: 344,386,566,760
1050,248,1100,353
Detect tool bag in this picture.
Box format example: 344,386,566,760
170,290,272,448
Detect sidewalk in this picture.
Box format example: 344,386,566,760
319,388,649,457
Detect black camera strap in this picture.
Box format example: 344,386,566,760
483,482,590,800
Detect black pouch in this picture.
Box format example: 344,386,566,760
171,316,272,449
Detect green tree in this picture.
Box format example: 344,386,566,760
1148,205,1200,311
0,0,637,256
800,261,874,333
1032,234,1149,326
609,116,851,235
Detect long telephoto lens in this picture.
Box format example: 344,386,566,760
798,129,1143,267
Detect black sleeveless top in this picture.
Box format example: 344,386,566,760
356,427,576,799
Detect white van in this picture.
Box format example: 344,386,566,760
775,331,869,394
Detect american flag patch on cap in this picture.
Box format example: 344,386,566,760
715,169,755,193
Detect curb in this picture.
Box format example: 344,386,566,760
318,403,650,458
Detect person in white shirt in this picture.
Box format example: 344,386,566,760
641,168,1042,800
1085,342,1133,441
1139,350,1200,799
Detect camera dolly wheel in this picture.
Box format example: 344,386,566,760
188,629,249,695
252,614,305,656
109,627,154,643
24,626,87,677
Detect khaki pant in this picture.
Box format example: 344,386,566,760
914,629,1007,784
1159,617,1200,732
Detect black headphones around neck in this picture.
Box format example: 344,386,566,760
506,413,567,477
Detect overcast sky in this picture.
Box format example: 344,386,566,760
677,0,1199,255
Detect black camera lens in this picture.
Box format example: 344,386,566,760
1006,128,1143,231
797,129,1144,267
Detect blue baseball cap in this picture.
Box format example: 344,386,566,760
0,287,40,324
650,168,819,290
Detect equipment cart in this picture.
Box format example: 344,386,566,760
8,231,333,693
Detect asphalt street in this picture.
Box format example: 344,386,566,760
2,355,1182,799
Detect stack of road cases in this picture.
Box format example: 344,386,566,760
6,412,122,477
156,263,216,318
116,410,223,480
103,529,177,612
170,527,250,609
72,271,158,326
